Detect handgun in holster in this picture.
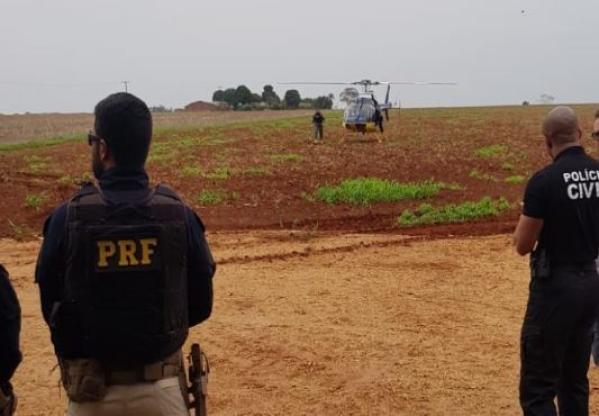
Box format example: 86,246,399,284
187,343,209,416
530,248,551,280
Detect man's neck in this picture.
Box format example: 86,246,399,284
552,142,580,160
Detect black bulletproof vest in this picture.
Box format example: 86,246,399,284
54,183,189,364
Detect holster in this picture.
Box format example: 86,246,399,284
59,358,107,403
530,248,551,280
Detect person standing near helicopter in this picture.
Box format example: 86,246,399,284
371,96,384,133
312,111,325,142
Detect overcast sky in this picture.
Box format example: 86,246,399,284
0,0,596,113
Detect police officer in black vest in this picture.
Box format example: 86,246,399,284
514,106,599,415
0,265,21,416
35,92,216,415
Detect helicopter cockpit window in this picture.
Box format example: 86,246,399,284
344,98,376,123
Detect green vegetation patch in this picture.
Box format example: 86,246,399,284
57,172,93,187
147,142,177,165
315,178,454,206
196,189,238,205
398,197,511,227
0,134,82,152
24,155,52,173
203,166,231,180
180,165,203,177
505,175,526,185
474,144,508,159
469,169,498,182
243,166,272,177
24,192,47,211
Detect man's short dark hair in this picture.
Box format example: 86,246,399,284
94,93,152,169
594,109,599,119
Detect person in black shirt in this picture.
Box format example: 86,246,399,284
591,110,599,366
36,92,215,415
0,265,21,416
312,111,325,142
514,106,599,415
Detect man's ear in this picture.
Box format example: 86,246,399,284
99,140,110,161
577,127,582,140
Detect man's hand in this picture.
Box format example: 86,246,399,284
513,214,544,255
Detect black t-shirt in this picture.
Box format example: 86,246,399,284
0,265,21,384
523,146,599,265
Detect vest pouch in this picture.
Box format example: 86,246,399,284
59,358,107,403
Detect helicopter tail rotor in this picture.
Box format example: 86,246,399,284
384,84,391,105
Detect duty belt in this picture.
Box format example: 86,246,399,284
105,350,183,385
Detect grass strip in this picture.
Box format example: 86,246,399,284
397,197,511,227
315,178,455,206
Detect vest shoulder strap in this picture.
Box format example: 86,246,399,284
154,184,182,202
67,182,107,223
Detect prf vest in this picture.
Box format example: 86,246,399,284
52,183,189,365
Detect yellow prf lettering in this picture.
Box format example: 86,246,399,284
97,241,116,267
118,240,139,266
140,238,158,265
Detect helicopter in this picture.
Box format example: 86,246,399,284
279,79,456,134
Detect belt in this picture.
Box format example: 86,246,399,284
105,350,183,385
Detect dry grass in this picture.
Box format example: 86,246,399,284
0,110,313,145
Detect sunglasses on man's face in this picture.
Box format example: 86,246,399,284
87,131,102,146
591,131,599,140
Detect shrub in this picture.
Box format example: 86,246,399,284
505,175,526,185
474,144,508,158
315,178,453,206
397,197,511,227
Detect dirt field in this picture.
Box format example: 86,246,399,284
5,231,599,416
0,232,555,415
4,106,599,415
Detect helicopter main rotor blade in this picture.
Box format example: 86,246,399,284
382,81,457,85
277,82,354,85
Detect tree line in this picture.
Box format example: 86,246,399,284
212,85,333,110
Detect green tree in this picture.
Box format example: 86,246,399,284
212,90,225,102
235,85,254,107
284,89,301,108
222,88,237,107
313,95,333,109
262,85,281,106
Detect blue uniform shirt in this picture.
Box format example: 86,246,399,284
35,167,215,327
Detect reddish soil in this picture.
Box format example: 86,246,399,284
1,105,598,239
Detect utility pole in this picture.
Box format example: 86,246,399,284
122,80,130,93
